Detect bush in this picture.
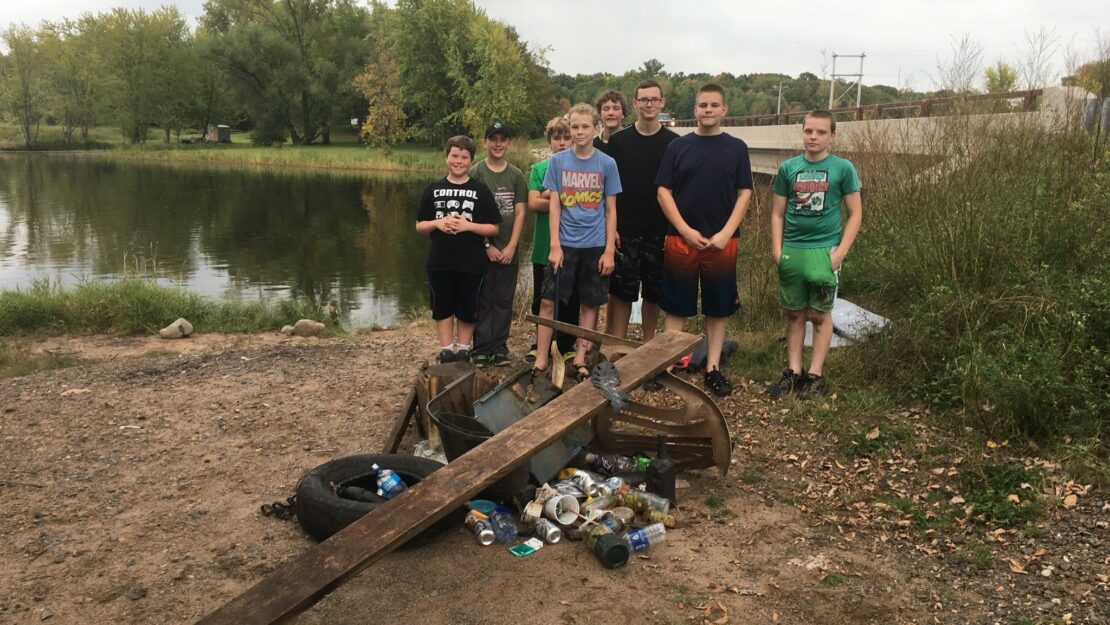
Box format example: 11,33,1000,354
844,108,1109,444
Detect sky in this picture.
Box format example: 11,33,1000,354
2,0,1107,91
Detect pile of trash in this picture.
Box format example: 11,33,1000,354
378,444,679,569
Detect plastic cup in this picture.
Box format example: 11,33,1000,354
542,494,580,525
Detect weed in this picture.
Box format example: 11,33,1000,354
820,572,847,587
839,421,914,459
704,494,726,509
956,460,1045,528
739,471,763,485
951,538,994,570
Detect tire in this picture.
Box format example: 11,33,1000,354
294,454,462,548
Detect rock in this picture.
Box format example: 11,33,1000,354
40,610,54,621
129,586,147,601
158,318,194,339
283,319,326,338
52,554,65,564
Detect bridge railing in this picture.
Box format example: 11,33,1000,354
671,89,1044,128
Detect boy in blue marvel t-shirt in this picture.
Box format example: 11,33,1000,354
768,110,863,399
533,103,621,379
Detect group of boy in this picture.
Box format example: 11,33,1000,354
415,80,862,400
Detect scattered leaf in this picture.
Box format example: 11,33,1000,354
1063,494,1078,508
986,440,999,449
865,427,880,440
1007,559,1027,574
1007,494,1021,504
949,496,965,505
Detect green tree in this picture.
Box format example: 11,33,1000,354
0,25,46,149
39,19,108,146
202,0,372,145
353,51,407,149
88,7,193,143
984,61,1018,93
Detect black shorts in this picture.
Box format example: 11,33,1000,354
610,235,665,303
428,270,483,323
540,247,609,307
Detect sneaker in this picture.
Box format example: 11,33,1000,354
455,348,471,364
768,368,802,399
437,349,456,364
562,351,577,363
704,369,732,397
490,353,511,367
525,347,537,363
472,353,490,367
797,373,828,399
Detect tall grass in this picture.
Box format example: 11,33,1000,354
0,278,327,335
840,98,1108,444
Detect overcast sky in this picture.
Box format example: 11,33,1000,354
2,0,1107,91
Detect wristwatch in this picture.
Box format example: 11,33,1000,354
484,241,492,249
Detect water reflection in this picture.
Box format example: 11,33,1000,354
0,154,438,326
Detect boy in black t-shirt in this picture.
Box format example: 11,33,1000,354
416,135,502,363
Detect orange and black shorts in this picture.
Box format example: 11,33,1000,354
660,235,740,318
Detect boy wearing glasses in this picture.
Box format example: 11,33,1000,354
603,80,678,343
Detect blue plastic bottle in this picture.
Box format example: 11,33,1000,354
489,505,519,544
371,463,407,499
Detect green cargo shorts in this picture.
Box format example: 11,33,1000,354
777,245,838,312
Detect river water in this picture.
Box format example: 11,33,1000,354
0,154,467,326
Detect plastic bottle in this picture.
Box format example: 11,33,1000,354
489,505,519,544
579,494,616,519
622,522,667,552
598,511,625,533
644,509,678,528
370,463,407,499
647,435,677,503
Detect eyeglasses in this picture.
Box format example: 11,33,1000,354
634,97,664,105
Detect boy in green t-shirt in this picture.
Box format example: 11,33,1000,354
768,110,863,399
526,116,579,361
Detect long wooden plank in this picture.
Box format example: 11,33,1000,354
524,313,642,349
197,330,701,625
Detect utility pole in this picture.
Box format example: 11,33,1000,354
828,52,866,109
773,81,784,115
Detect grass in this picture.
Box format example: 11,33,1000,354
704,493,727,508
955,460,1045,528
0,278,329,336
1,123,541,176
951,538,994,570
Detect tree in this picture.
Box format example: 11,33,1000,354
638,58,665,79
0,25,46,149
353,51,407,149
202,0,372,145
39,19,108,146
984,61,1018,93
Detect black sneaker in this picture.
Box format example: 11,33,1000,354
455,348,471,364
704,369,732,397
438,349,456,364
797,372,828,399
490,353,510,367
768,368,802,399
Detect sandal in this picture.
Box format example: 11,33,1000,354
573,363,590,382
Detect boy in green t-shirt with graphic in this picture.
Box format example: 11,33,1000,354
768,110,863,399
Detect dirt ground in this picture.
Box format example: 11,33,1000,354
1,327,1105,625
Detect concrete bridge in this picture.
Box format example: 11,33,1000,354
670,87,1086,175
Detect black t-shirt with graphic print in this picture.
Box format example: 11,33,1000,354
416,177,501,274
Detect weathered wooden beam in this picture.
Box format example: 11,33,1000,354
380,384,418,454
524,313,642,350
196,330,701,625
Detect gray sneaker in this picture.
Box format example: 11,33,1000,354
438,349,456,364
455,348,471,364
768,368,802,399
797,373,828,399
490,353,511,367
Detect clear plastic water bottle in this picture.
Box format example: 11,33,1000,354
489,505,519,544
371,463,407,499
622,522,667,552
